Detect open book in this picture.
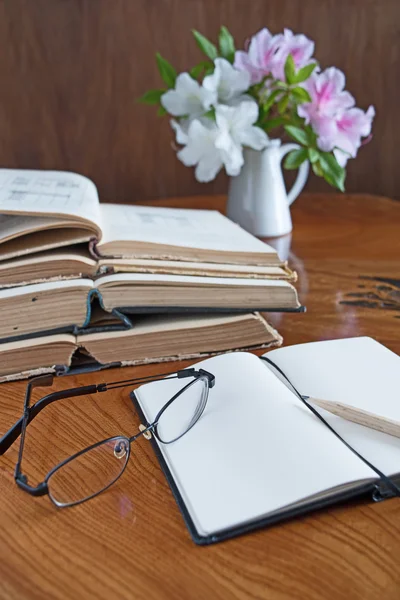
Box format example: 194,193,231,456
0,248,295,289
0,274,301,341
0,313,281,382
133,337,400,544
0,170,291,283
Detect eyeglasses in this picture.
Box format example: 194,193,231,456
0,368,215,508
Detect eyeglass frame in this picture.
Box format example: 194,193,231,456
0,368,215,507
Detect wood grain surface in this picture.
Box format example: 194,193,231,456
0,0,398,201
0,193,400,600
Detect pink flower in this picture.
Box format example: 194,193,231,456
298,68,355,125
332,106,375,166
298,67,375,165
234,27,315,84
271,29,315,80
234,28,283,84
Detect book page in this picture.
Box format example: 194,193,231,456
95,272,292,288
0,214,95,244
264,337,400,476
0,169,102,228
79,313,260,341
0,245,96,268
97,204,277,255
99,258,289,277
135,351,375,537
0,278,93,299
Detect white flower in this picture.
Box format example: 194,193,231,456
215,100,269,175
171,99,269,182
161,73,216,118
170,119,189,144
176,119,223,182
203,58,251,103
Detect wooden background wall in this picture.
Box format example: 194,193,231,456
0,0,398,203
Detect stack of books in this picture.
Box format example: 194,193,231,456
0,169,302,382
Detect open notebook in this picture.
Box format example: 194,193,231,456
0,170,289,279
132,337,400,544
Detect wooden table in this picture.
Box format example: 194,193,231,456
1,194,399,600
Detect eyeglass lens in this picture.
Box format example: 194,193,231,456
46,375,209,505
156,376,209,443
47,436,130,507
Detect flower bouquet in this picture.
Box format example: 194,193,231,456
140,26,374,192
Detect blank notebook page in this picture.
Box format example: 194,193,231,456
135,352,376,537
265,337,400,476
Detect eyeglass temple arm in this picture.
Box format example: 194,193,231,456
0,368,215,454
98,368,215,390
0,379,100,455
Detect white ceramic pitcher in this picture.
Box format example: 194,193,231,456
227,140,309,237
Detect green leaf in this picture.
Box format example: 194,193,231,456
263,116,286,131
250,75,272,96
312,161,323,177
263,89,282,112
319,151,344,178
291,87,312,104
284,148,308,170
138,89,165,105
219,26,235,63
319,152,346,191
284,54,296,85
289,111,304,128
189,64,204,80
189,61,211,80
305,124,317,145
292,62,317,84
157,106,168,117
308,147,319,163
192,30,218,60
284,125,309,146
278,94,289,114
156,53,177,88
203,107,216,120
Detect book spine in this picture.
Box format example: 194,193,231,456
81,288,97,328
84,288,133,329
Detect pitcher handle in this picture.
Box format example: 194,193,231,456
279,143,310,206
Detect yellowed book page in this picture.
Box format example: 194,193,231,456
0,280,92,339
0,333,76,351
0,227,93,262
78,313,281,365
96,272,293,289
99,258,296,280
0,214,99,244
0,169,102,235
80,313,258,340
0,247,97,287
97,204,277,256
0,334,76,377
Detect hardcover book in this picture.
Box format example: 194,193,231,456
0,312,282,383
0,169,295,284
